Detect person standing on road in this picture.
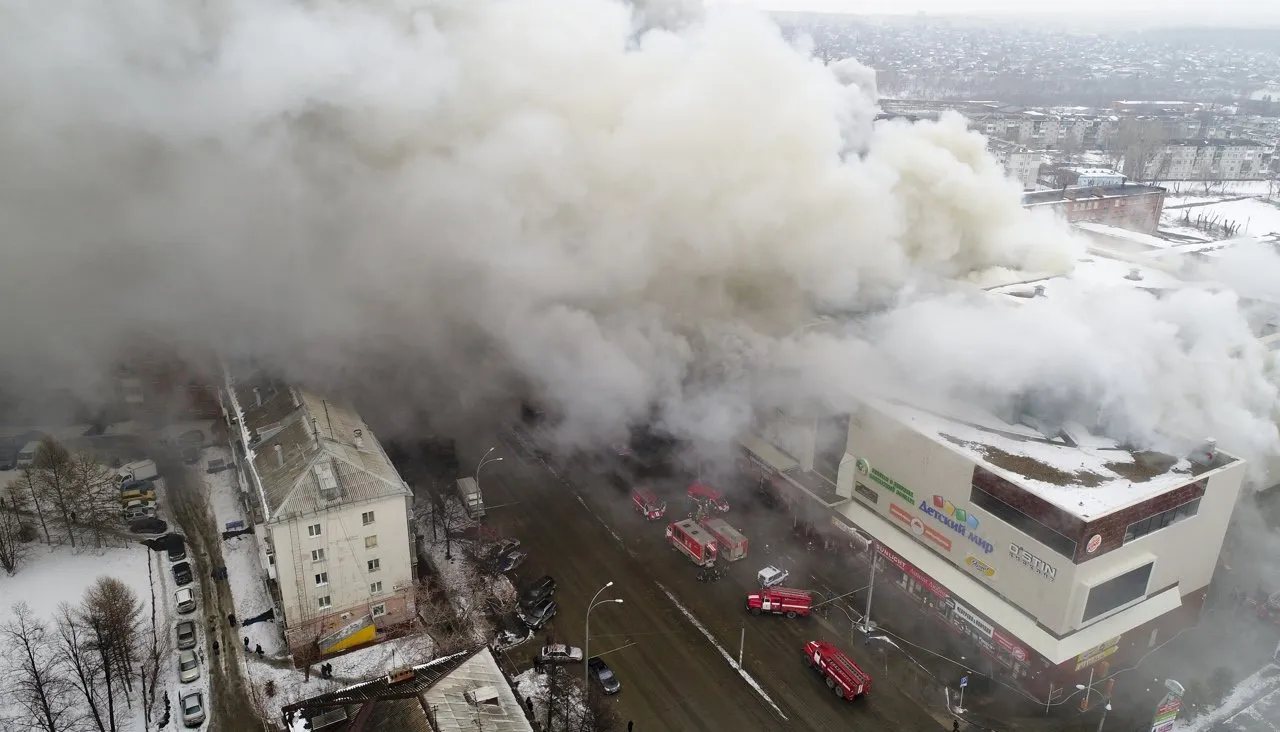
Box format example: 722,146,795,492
244,637,250,650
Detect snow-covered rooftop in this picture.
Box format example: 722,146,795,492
1073,221,1184,255
868,397,1231,520
986,251,1183,301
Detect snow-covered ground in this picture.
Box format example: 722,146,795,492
513,668,588,727
416,497,513,646
1164,197,1280,239
1175,664,1280,732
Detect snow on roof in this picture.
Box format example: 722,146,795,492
868,397,1224,520
986,251,1183,301
1072,222,1184,255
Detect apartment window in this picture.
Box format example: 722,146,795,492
317,596,332,610
1124,499,1200,543
367,558,381,572
362,511,375,526
365,535,378,549
970,485,1078,558
371,603,386,618
314,572,328,586
311,549,326,562
307,523,322,537
1083,563,1153,622
370,581,383,595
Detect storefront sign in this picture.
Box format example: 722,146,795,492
892,503,953,551
965,555,997,580
1010,542,1058,581
1075,636,1121,671
1086,534,1103,554
952,602,994,638
921,496,994,554
875,542,949,599
992,629,1030,663
854,482,879,504
869,467,915,503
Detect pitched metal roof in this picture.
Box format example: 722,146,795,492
231,379,409,522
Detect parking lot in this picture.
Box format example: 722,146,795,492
460,428,947,732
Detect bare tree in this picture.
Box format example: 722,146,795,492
32,438,79,548
1,603,77,732
16,466,51,544
414,581,470,655
53,603,108,732
70,455,121,549
0,482,31,574
80,577,145,731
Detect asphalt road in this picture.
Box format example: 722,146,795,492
468,428,945,732
161,453,261,731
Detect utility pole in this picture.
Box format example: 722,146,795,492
861,548,879,633
738,624,745,668
546,661,557,730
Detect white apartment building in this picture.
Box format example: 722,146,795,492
988,139,1044,191
1130,138,1267,181
223,379,416,656
737,253,1249,703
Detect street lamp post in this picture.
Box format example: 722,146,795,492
585,582,624,692
1095,702,1112,732
475,447,503,494
860,549,879,633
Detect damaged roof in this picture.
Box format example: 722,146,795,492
229,379,409,522
870,397,1236,520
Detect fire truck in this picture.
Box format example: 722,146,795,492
632,488,667,521
746,587,812,618
666,519,718,567
687,482,730,513
699,517,749,561
803,640,871,700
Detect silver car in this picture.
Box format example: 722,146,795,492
178,650,200,684
180,690,205,728
175,620,197,651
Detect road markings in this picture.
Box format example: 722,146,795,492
656,582,789,722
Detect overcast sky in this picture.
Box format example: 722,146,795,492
711,0,1280,26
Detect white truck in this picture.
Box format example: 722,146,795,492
116,459,159,485
456,477,485,519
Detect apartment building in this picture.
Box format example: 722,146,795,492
1022,183,1167,234
987,139,1044,191
1126,138,1268,181
223,378,416,657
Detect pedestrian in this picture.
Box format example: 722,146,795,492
244,636,250,650
256,644,263,656
212,640,220,655
228,613,237,627
952,721,960,732
627,722,634,732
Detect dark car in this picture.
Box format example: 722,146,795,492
167,543,187,562
518,598,558,630
483,538,522,563
172,561,193,586
181,446,200,465
587,657,621,695
520,576,557,610
497,550,528,574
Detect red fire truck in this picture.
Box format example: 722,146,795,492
686,482,730,513
666,519,718,567
803,640,872,700
632,488,667,521
746,587,812,618
699,517,749,561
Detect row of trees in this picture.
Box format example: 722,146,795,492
0,577,150,732
0,437,125,574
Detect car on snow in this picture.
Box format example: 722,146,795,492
485,538,521,559
175,587,197,615
175,620,197,650
497,550,528,573
177,649,200,683
181,445,201,465
536,644,584,665
519,576,557,611
518,598,558,630
587,657,621,695
167,543,187,563
757,565,790,589
180,690,205,727
172,561,193,586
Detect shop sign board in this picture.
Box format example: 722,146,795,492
865,463,915,503
952,602,994,638
965,555,997,580
1075,636,1121,671
891,503,953,551
992,629,1030,664
874,541,949,599
1151,722,1174,732
921,495,995,554
1010,542,1059,581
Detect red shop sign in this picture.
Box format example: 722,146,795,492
992,629,1030,663
875,542,949,599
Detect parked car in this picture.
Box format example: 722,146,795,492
175,620,197,650
485,538,521,561
119,481,157,504
175,588,196,614
181,445,200,465
167,543,187,562
518,598,558,630
172,561,193,586
536,644,584,665
587,657,621,695
497,550,528,573
520,576,557,610
180,690,205,727
177,649,200,683
757,565,790,589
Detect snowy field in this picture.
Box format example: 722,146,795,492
1176,664,1280,732
1164,180,1277,202
1164,198,1280,238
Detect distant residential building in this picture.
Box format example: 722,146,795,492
113,341,221,423
1126,139,1267,181
222,378,416,658
1045,167,1127,189
988,139,1044,191
1022,183,1167,234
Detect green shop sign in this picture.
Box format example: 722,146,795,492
869,468,915,503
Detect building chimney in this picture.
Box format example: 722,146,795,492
1125,268,1143,281
1033,285,1046,297
274,444,284,468
254,387,262,406
353,428,365,450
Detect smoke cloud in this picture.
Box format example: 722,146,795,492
1,0,1278,475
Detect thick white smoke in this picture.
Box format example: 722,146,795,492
0,0,1277,473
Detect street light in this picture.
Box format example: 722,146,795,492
1095,702,1112,732
584,582,624,692
475,446,504,495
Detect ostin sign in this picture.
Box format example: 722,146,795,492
1010,543,1058,581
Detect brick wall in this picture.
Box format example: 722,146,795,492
1074,479,1206,562
1057,190,1166,233
972,466,1085,541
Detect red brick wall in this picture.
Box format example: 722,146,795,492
1074,480,1206,562
1057,190,1165,233
972,467,1085,541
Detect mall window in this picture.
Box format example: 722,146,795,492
1124,499,1200,543
970,485,1077,558
1083,562,1153,622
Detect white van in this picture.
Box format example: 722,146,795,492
15,441,40,468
